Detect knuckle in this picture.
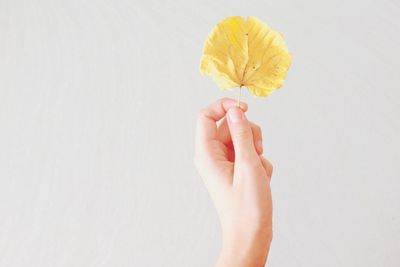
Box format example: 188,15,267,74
197,108,207,118
250,122,261,133
266,159,273,170
262,157,274,176
220,97,231,103
269,163,274,175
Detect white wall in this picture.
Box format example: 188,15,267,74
0,0,399,266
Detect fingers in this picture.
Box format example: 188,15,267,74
195,98,247,152
251,123,263,155
218,119,263,155
261,156,273,178
218,116,272,179
226,107,258,162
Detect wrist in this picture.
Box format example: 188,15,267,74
217,227,272,267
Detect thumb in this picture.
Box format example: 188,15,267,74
226,107,258,162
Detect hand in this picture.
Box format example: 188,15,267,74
194,98,274,267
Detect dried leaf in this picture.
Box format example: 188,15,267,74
200,16,292,97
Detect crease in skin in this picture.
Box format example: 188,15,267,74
199,16,292,97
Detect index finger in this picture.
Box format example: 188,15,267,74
195,98,248,149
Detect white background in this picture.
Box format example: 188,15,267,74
0,0,399,266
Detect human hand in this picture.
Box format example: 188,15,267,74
194,98,273,267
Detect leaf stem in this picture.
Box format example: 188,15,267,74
237,85,242,107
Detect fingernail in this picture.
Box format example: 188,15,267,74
228,108,243,123
257,140,263,153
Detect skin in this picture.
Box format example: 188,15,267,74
194,98,273,267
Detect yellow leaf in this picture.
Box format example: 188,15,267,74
200,16,292,97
